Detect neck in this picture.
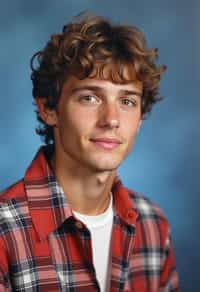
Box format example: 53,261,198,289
51,153,116,216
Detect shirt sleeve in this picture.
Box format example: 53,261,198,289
159,229,180,292
0,239,11,291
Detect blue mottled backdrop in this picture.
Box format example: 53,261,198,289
0,0,199,291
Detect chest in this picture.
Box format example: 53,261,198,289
7,220,161,291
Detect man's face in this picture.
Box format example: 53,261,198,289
51,72,143,173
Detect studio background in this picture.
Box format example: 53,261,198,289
0,0,199,291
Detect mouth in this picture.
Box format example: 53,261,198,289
89,137,122,150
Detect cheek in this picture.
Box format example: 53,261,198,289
121,118,141,143
59,109,95,137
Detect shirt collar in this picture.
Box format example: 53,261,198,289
24,146,73,241
24,146,138,241
112,177,138,226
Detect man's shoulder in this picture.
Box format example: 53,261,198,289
0,180,30,235
0,179,25,202
124,188,171,245
127,187,168,224
0,179,25,203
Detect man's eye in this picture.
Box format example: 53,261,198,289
79,95,100,104
121,98,137,107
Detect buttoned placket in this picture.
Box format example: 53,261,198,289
72,211,137,291
109,213,136,291
74,218,101,292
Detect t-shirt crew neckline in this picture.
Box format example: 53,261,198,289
72,194,113,229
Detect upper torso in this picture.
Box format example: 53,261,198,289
0,147,179,291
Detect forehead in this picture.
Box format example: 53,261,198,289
64,63,143,94
62,75,143,97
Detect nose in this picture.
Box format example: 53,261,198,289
97,102,120,129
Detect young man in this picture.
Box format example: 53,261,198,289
0,13,179,291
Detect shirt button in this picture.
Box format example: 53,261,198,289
75,221,83,229
127,210,134,219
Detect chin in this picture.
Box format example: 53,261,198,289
90,160,121,173
83,152,126,172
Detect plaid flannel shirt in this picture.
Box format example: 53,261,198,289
0,146,179,291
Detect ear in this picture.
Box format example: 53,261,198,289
35,97,58,126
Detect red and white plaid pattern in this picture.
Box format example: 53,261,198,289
0,146,179,291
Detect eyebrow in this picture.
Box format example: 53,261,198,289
70,85,142,97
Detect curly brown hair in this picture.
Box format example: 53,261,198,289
31,12,166,144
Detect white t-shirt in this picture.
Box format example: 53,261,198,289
73,196,113,292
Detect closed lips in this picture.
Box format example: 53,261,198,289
90,138,121,143
89,138,122,149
